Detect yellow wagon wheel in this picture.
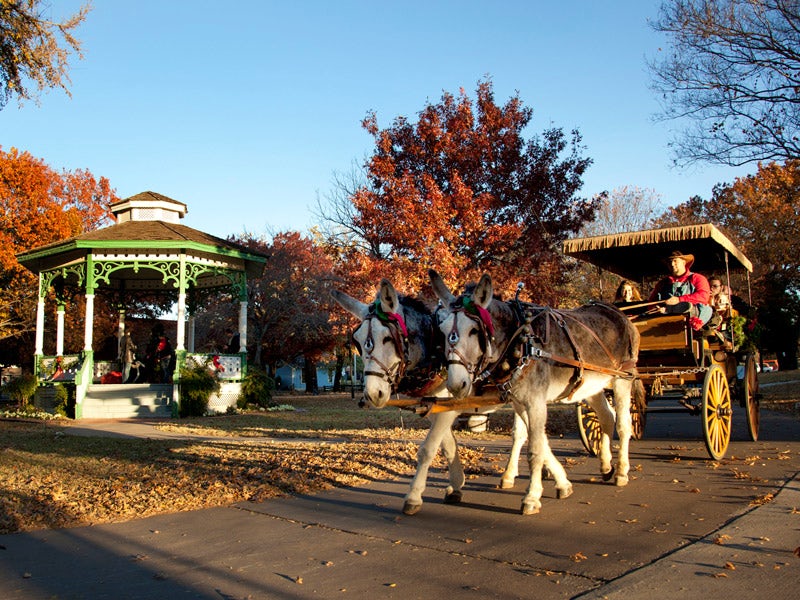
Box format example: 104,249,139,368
577,401,603,456
702,364,732,460
743,354,760,441
577,387,644,455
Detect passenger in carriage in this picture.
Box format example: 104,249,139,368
706,276,734,348
648,250,713,329
708,276,732,316
614,280,642,305
708,275,757,350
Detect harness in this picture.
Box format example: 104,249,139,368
445,293,636,402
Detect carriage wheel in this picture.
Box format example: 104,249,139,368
702,364,732,460
577,401,603,456
743,354,760,441
631,379,647,440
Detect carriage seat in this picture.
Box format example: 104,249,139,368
634,314,690,352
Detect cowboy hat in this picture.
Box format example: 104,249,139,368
666,250,694,268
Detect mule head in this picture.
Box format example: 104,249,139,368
429,271,496,399
331,279,408,408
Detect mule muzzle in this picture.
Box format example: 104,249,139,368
362,365,398,408
445,362,473,399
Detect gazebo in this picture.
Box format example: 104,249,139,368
16,191,267,418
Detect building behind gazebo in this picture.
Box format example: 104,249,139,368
16,192,267,418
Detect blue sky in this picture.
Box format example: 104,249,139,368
1,1,753,239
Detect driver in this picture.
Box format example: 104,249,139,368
648,250,713,329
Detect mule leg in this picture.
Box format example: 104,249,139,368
542,434,573,499
500,412,527,489
402,411,460,515
519,401,548,515
612,379,633,487
439,413,466,504
588,392,616,481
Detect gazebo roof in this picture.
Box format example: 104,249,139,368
17,191,268,280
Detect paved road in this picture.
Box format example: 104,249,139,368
1,408,798,599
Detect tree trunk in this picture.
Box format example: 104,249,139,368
303,356,319,394
332,351,345,391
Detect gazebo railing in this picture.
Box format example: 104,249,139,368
37,354,83,382
183,353,243,381
181,353,245,413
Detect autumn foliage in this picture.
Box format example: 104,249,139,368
231,231,337,389
340,79,597,302
0,146,116,352
1,147,113,282
0,0,90,109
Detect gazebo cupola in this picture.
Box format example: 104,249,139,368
111,191,187,224
16,191,267,418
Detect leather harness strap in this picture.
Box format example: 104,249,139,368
452,302,637,403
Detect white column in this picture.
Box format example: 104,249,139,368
83,294,94,351
238,300,248,352
176,291,186,351
187,315,196,353
56,306,65,356
35,297,45,355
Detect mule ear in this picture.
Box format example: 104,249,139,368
331,290,369,319
428,269,456,305
378,279,401,314
473,274,494,308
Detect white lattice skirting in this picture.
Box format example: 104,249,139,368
207,382,242,413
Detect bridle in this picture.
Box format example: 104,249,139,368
352,300,409,389
444,295,497,378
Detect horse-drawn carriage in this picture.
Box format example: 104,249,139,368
563,223,759,461
332,223,757,515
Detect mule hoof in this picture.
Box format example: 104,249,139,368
500,478,515,490
601,466,615,482
556,484,573,499
521,502,541,515
444,490,463,504
614,474,629,487
402,502,422,515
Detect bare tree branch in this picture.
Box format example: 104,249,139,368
649,0,800,166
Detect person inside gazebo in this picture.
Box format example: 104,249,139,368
155,335,175,383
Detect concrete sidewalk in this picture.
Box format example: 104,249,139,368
1,418,798,599
578,473,800,598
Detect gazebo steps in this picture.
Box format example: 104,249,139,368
82,384,173,419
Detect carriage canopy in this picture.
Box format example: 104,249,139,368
562,223,752,281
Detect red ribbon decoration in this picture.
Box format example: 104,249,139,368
374,300,409,338
385,311,408,338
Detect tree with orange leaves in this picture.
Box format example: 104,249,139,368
319,78,598,303
0,147,115,354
